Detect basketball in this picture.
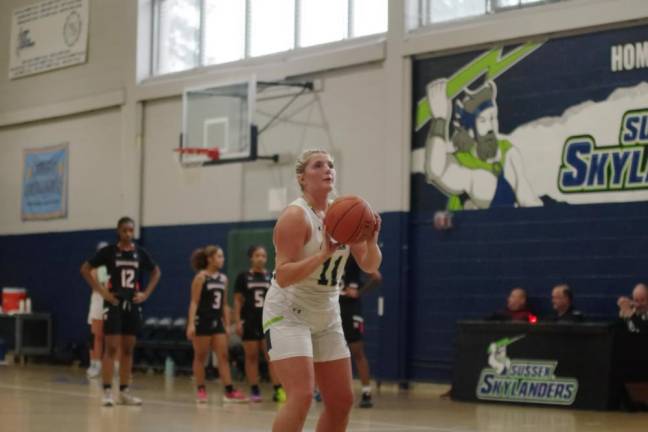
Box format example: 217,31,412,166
324,196,376,244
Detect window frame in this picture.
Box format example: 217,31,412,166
149,0,387,77
411,0,569,31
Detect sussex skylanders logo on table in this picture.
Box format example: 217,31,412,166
476,335,578,405
558,109,648,192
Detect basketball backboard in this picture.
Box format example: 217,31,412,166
181,77,256,166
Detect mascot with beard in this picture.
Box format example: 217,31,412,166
424,79,542,210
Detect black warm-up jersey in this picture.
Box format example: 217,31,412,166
88,244,156,301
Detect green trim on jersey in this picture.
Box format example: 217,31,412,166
263,315,284,331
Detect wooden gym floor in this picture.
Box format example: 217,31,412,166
0,365,646,431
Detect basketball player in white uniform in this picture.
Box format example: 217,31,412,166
263,149,382,432
87,241,109,379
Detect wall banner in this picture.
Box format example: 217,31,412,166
22,143,69,221
411,25,648,212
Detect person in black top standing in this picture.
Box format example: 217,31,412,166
234,245,285,403
339,255,382,408
80,216,161,407
187,245,246,403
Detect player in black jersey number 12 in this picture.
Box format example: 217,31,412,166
80,217,161,407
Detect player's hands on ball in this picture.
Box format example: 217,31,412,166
371,212,382,244
320,225,339,259
133,292,148,304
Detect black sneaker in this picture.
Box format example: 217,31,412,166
359,392,373,408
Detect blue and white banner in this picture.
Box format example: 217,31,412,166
22,143,69,221
411,24,648,212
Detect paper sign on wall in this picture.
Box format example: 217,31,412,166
9,0,89,79
22,143,69,221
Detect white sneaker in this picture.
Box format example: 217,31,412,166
118,390,142,406
86,363,101,379
102,389,114,407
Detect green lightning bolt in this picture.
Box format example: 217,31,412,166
415,41,544,131
487,334,526,353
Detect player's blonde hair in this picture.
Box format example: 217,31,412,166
295,149,333,191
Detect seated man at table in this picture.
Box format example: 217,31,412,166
618,283,648,333
545,284,585,322
488,287,536,322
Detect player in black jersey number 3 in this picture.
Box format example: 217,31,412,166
234,245,285,402
187,245,247,403
80,217,161,407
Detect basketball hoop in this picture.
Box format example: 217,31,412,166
174,147,220,163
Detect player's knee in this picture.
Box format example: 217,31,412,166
194,350,208,364
217,350,229,364
121,345,135,356
105,344,118,358
325,388,354,416
351,346,365,361
245,350,259,363
289,388,313,414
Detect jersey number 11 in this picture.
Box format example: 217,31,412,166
318,257,343,287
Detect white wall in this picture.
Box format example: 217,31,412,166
1,0,648,235
0,0,134,115
142,63,390,226
0,108,123,234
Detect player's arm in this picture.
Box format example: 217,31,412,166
135,249,161,304
424,79,473,195
274,206,337,287
223,278,231,329
234,286,244,336
350,215,382,274
80,249,117,305
233,274,245,327
186,273,205,340
359,271,383,296
504,147,543,207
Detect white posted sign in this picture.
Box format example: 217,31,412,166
9,0,89,79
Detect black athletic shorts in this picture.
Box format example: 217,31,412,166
103,299,142,336
242,318,264,341
341,311,364,344
195,314,225,336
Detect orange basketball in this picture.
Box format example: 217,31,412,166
324,196,376,245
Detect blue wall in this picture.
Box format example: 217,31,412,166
0,214,406,381
1,205,644,382
0,221,277,345
0,228,115,346
407,193,648,381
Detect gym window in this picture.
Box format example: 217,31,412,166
150,0,388,76
408,0,569,30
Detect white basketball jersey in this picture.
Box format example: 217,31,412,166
269,197,350,312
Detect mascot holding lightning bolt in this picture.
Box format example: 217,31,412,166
418,43,545,210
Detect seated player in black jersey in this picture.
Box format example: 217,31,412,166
187,245,247,403
80,216,161,407
339,255,382,408
234,245,286,402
